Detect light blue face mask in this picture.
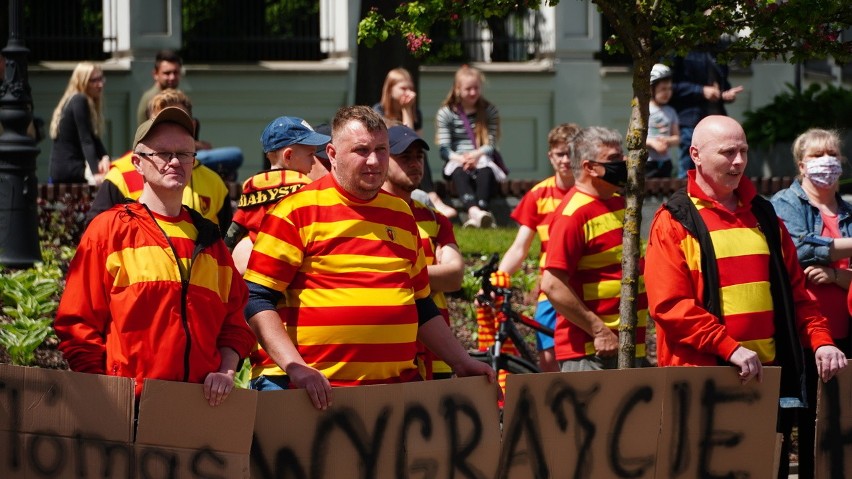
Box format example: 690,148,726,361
804,155,841,188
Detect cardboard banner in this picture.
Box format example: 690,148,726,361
500,367,781,479
250,376,502,479
0,364,797,478
0,365,257,478
816,366,852,478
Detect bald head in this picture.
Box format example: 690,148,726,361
689,115,749,201
692,115,746,152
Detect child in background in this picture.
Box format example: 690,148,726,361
436,65,503,228
646,63,680,178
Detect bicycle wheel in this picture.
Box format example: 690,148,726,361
468,350,540,375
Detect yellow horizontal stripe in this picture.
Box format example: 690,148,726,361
709,227,769,259
252,361,419,382
583,279,620,301
189,254,233,302
312,361,418,381
108,246,180,284
108,248,233,300
156,219,197,241
252,363,284,379
563,193,596,216
303,254,413,276
583,278,647,301
252,232,303,266
720,281,773,316
585,210,625,242
294,323,418,346
297,219,420,251
740,338,775,364
599,309,649,330
289,287,414,308
577,244,621,270
243,269,287,292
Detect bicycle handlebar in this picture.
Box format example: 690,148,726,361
473,252,554,338
472,252,500,279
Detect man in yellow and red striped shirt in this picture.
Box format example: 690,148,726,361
491,123,580,372
542,126,649,371
243,106,494,410
382,125,464,380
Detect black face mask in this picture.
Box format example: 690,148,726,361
594,160,628,188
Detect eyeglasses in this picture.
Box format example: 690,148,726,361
88,76,105,84
135,151,197,165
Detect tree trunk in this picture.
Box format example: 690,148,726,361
618,58,654,369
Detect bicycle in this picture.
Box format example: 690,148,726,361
468,253,554,376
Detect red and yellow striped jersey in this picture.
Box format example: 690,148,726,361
511,176,570,270
231,168,312,241
545,188,648,360
410,199,457,377
244,174,430,385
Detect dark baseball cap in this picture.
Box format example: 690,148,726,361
312,123,332,161
261,116,331,153
133,106,195,149
388,125,429,155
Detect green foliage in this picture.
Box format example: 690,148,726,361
0,318,55,366
0,270,60,322
743,83,852,149
359,0,852,65
453,226,539,258
358,0,558,55
0,248,67,366
235,360,252,390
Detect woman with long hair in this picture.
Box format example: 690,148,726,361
373,67,457,219
435,65,503,228
49,62,110,184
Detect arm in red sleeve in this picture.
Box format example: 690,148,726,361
216,252,257,359
54,232,112,374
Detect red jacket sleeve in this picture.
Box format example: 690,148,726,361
216,246,256,358
54,231,112,374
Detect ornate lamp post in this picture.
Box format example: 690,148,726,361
0,0,41,268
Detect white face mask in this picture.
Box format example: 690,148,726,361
804,155,842,188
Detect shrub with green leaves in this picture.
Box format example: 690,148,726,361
0,245,69,366
743,83,852,150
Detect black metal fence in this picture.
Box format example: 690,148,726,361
179,0,328,63
9,0,549,65
10,0,116,62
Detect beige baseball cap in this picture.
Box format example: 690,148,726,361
133,106,195,149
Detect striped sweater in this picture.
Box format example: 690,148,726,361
243,174,431,385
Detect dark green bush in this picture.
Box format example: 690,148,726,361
742,83,852,150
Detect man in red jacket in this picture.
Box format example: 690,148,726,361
55,106,256,406
645,115,846,478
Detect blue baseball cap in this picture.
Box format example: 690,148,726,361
261,116,331,153
388,125,430,155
